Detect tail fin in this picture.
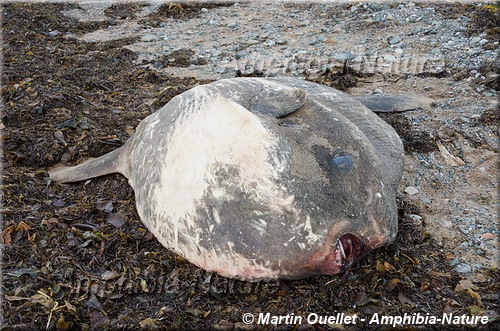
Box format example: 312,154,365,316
49,146,126,183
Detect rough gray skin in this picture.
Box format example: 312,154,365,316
50,77,420,281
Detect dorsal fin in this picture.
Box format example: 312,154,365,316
249,86,306,118
211,78,307,118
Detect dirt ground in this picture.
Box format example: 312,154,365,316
1,2,498,331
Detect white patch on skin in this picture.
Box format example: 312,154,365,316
212,208,222,225
251,219,268,236
148,88,308,259
191,247,283,281
211,188,225,199
303,215,322,243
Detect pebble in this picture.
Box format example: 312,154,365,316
298,19,310,27
383,54,397,63
334,51,355,62
455,263,472,274
373,88,384,95
141,34,158,42
48,30,61,37
245,39,259,45
470,36,481,45
409,214,422,221
214,66,227,74
388,35,402,45
404,186,419,195
408,15,419,23
352,55,363,63
481,233,495,240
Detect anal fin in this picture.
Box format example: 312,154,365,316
354,93,433,113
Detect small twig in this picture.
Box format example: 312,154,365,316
96,135,118,141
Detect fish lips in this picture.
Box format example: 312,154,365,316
335,233,367,272
320,233,368,275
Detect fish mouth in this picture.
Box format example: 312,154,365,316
334,233,367,272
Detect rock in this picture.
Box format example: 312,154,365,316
470,36,481,45
214,66,227,74
235,51,249,59
245,39,259,46
352,55,363,63
334,51,355,62
141,34,158,42
455,263,472,274
383,54,397,63
481,233,495,240
298,19,310,27
409,214,421,221
408,15,421,23
266,40,276,47
373,88,384,95
404,186,419,195
48,30,61,37
388,36,402,45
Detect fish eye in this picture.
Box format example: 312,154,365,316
331,154,353,172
